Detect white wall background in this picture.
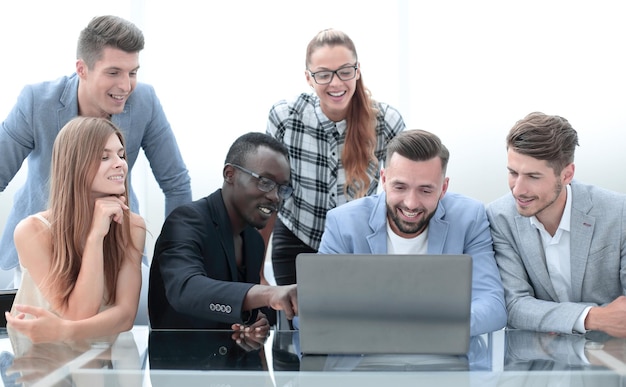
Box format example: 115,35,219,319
1,0,625,265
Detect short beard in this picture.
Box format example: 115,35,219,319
519,179,563,218
387,204,437,236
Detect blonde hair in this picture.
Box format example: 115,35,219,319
306,28,379,198
47,117,135,306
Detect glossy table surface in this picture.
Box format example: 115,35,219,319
1,326,626,386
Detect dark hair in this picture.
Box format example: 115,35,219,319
77,15,145,68
506,112,579,174
386,129,450,174
225,132,289,167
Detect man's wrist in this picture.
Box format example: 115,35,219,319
584,306,601,331
575,306,592,333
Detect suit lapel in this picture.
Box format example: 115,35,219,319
57,74,80,131
514,216,559,300
427,204,448,254
367,193,391,253
219,223,238,282
206,193,238,280
569,185,595,301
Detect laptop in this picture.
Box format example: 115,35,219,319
295,253,472,355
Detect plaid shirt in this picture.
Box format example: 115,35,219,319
267,93,406,250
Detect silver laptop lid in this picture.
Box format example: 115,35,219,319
295,253,472,355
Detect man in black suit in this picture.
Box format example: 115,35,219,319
148,132,297,337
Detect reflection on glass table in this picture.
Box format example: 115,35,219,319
1,326,143,387
148,329,269,371
295,333,492,372
505,329,626,371
1,326,626,387
148,329,493,373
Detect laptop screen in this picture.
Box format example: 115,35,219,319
295,253,472,355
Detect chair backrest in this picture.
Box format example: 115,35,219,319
0,289,17,327
134,263,150,326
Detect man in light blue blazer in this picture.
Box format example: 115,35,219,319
318,129,507,337
486,112,626,338
0,16,192,285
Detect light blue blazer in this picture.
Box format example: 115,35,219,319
0,73,192,270
487,181,626,334
319,191,507,336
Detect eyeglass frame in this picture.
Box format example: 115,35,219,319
227,163,293,200
307,63,359,85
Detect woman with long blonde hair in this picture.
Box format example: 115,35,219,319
265,28,406,285
6,116,145,343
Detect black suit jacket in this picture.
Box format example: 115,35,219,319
148,189,267,329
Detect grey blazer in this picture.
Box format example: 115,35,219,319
486,181,626,334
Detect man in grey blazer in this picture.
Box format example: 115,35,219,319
487,112,626,337
0,15,192,286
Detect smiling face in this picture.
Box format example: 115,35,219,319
381,153,448,238
91,133,128,198
507,149,573,227
76,46,139,118
227,146,291,231
305,45,359,122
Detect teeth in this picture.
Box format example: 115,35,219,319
110,95,125,100
108,176,124,180
259,207,271,214
329,91,344,97
400,209,419,218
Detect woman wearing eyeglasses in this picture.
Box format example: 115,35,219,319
264,28,406,286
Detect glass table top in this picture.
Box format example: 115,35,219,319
1,326,625,386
